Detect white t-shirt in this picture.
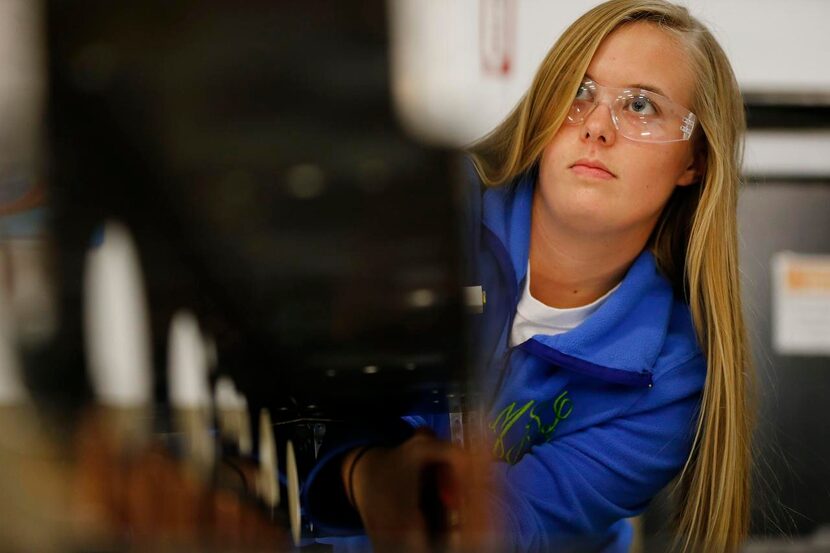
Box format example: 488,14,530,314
509,264,621,347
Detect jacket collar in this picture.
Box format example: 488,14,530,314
481,171,534,291
480,170,673,381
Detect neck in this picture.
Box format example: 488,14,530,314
528,192,652,309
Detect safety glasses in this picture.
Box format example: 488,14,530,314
566,78,696,143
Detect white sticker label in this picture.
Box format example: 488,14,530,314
773,252,830,356
463,285,485,314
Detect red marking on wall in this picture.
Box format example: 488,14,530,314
480,0,517,78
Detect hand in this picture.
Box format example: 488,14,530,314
342,429,496,553
70,409,288,550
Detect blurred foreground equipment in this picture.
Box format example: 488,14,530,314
46,0,467,419
0,0,473,550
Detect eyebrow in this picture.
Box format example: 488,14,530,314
584,73,668,97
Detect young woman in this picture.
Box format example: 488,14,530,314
304,1,753,551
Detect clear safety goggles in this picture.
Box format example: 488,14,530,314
566,78,697,143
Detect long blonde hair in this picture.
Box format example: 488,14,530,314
469,1,753,551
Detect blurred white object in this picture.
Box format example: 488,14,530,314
168,310,214,478
83,221,153,407
285,440,301,546
214,376,238,446
214,376,237,412
389,0,525,145
389,0,830,146
257,408,280,509
214,376,252,455
168,311,210,408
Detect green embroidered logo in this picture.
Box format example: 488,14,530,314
488,390,573,464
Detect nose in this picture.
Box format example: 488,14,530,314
580,103,616,146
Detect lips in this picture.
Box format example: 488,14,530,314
570,158,616,179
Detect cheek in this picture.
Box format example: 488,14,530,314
623,144,690,196
539,128,575,178
541,131,563,162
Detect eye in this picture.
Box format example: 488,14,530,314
575,82,593,101
626,95,658,115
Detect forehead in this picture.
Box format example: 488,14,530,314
586,21,695,108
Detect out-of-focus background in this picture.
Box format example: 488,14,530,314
0,0,828,551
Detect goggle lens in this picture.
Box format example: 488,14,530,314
566,79,696,143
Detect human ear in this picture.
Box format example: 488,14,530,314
675,160,698,187
675,139,706,187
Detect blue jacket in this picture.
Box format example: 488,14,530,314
305,166,706,553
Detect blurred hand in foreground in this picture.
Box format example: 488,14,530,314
343,428,500,553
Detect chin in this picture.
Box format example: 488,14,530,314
550,200,616,234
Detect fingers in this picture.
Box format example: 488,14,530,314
70,414,290,551
364,433,468,548
407,435,499,553
352,431,501,553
